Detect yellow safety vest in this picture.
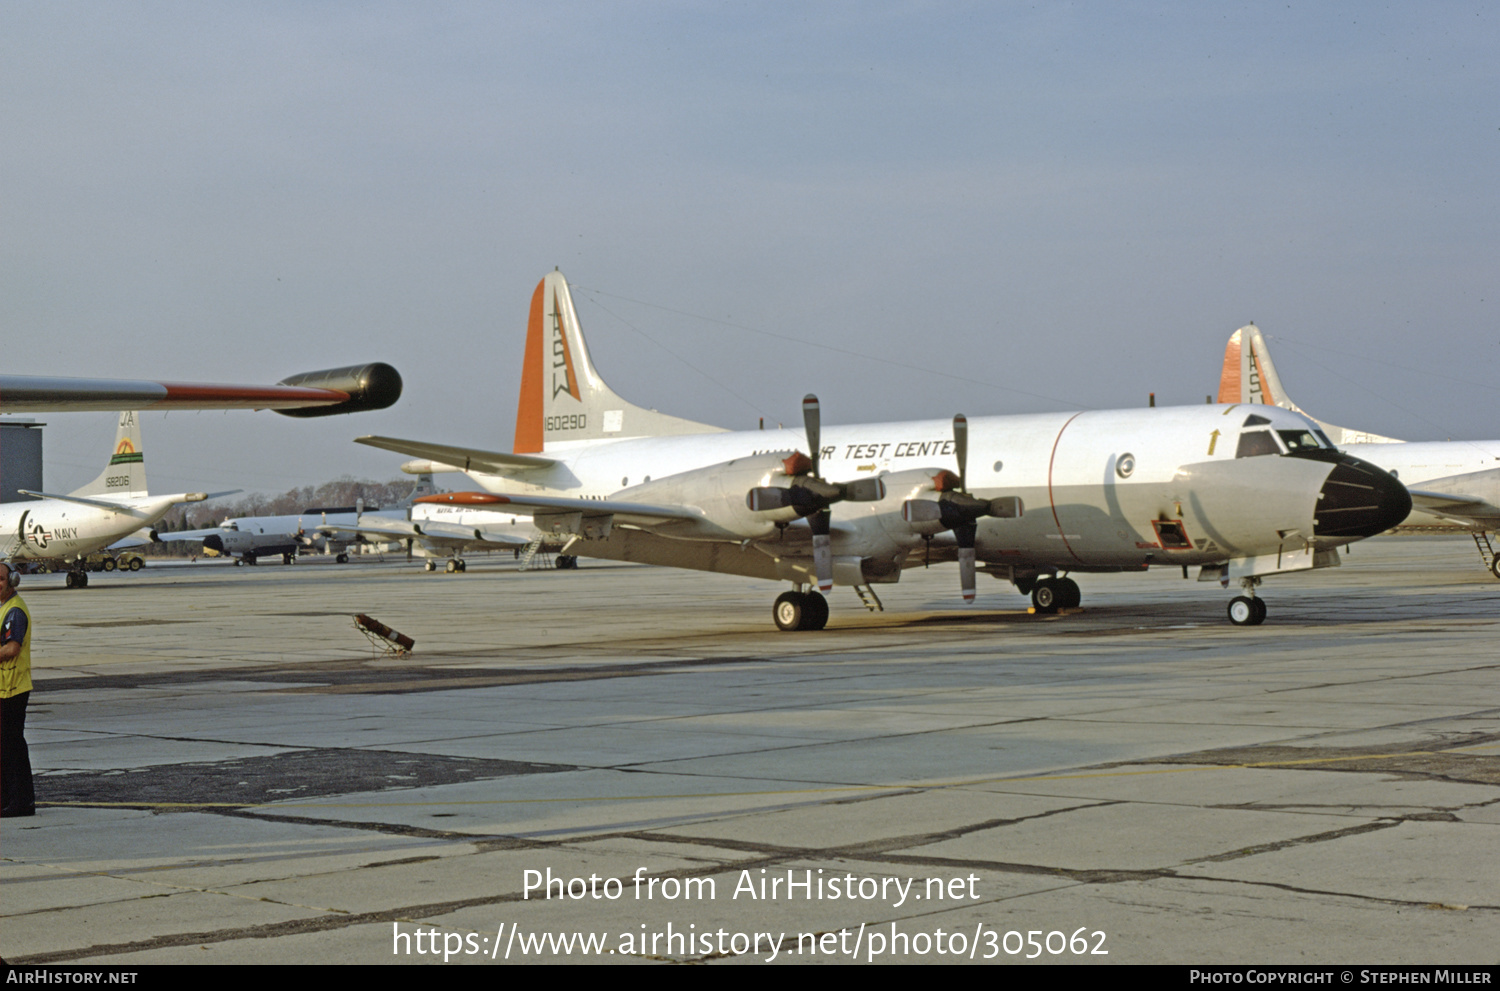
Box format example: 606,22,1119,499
0,594,33,698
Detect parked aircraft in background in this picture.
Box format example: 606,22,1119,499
161,476,439,565
355,272,1410,629
1,412,234,587
1217,324,1500,577
325,489,567,572
0,363,402,415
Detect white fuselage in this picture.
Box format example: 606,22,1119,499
1,495,180,565
467,405,1369,576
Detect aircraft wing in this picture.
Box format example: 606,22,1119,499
320,517,534,550
354,436,557,472
152,528,229,544
434,492,701,527
1404,467,1500,527
1406,489,1500,526
0,363,400,417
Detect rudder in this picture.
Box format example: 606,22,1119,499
73,411,149,498
1215,325,1400,444
513,271,724,453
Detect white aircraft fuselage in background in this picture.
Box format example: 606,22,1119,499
1,412,219,585
359,271,1411,628
1216,324,1500,567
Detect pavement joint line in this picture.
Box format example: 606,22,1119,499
33,740,1500,812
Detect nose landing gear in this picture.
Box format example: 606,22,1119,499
1228,578,1267,626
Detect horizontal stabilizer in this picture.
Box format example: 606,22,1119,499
356,436,556,473
19,490,156,516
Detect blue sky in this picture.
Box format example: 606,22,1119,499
4,2,1496,493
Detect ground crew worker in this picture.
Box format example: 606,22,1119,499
1,560,36,818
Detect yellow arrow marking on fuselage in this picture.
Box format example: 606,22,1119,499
1207,429,1221,456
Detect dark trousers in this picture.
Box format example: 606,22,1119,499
1,691,35,813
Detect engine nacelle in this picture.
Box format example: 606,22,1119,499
618,452,812,540
273,363,403,418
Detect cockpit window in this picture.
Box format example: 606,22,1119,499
1236,431,1281,458
1277,430,1322,452
1243,414,1271,426
1314,430,1335,449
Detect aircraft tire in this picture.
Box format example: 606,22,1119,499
1491,557,1500,580
457,560,467,572
283,553,294,565
1031,580,1060,614
556,555,578,570
1057,577,1081,609
801,591,829,631
336,553,349,564
102,558,117,572
424,561,436,572
235,559,244,567
445,559,459,573
1228,596,1265,626
128,558,143,571
773,591,805,631
245,554,257,566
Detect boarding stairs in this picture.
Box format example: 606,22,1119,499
518,537,553,572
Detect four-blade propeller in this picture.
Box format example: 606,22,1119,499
745,395,884,592
901,414,1022,602
748,400,1021,602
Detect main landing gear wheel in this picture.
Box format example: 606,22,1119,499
424,561,437,572
1228,596,1267,626
556,555,578,570
773,590,829,631
336,553,349,564
1491,557,1500,580
1031,577,1080,613
65,571,89,589
445,559,460,573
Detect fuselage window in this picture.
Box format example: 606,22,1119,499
1236,431,1281,458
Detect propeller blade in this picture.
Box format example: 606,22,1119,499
747,487,796,512
958,547,976,602
842,477,886,502
803,395,821,477
953,414,968,492
903,500,943,524
809,508,833,592
954,521,978,602
987,496,1023,519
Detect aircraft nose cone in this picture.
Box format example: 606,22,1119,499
1312,456,1412,540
